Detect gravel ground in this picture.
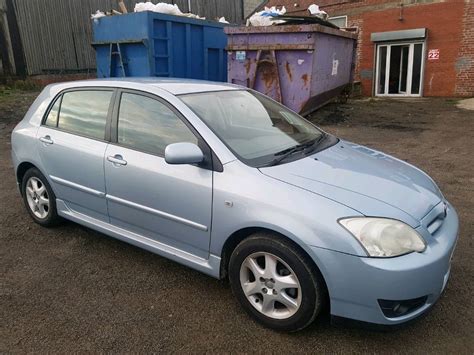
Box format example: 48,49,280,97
0,91,473,353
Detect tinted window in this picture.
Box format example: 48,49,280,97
57,90,112,140
44,97,61,127
118,93,197,155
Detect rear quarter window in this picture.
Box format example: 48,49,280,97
44,97,61,127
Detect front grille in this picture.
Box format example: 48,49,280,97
425,202,448,236
427,215,445,235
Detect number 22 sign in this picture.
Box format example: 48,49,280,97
428,49,440,60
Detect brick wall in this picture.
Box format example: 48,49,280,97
347,17,363,82
267,0,472,97
455,0,474,96
359,2,465,96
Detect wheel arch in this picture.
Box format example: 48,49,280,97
16,161,51,196
219,227,330,301
16,162,37,192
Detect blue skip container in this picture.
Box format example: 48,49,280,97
92,11,228,81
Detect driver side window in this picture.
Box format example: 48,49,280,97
117,93,198,156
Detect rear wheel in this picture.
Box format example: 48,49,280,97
21,168,61,227
229,233,326,331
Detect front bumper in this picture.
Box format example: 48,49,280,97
311,202,459,326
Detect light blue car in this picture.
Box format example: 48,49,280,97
11,79,458,331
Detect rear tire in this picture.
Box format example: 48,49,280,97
21,168,61,227
229,233,326,331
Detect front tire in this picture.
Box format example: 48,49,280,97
229,233,326,331
21,168,61,227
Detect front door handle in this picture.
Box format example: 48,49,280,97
39,135,53,145
107,154,127,166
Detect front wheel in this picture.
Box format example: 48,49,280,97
229,233,326,331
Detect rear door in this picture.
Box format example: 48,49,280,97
104,91,213,258
37,89,114,221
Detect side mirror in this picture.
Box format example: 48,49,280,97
165,142,204,165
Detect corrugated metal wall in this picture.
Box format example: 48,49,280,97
11,0,243,75
0,0,6,74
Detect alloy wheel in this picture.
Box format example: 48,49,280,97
239,252,302,319
25,177,50,219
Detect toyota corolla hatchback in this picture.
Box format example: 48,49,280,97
11,79,458,331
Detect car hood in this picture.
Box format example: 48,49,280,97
259,141,442,225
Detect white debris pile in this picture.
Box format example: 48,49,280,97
247,6,286,26
307,4,328,20
90,2,231,23
91,10,106,20
219,17,229,24
134,2,182,15
134,2,205,20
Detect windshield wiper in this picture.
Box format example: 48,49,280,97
265,134,326,167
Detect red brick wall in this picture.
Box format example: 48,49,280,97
455,0,474,96
267,0,471,97
359,2,465,96
349,17,363,82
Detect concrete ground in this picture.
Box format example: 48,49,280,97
457,97,474,111
0,91,473,353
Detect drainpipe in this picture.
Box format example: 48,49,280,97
399,2,404,21
188,0,191,13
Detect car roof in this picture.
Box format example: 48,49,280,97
49,78,240,95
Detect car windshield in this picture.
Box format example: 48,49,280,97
180,90,324,167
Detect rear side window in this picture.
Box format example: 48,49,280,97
117,93,198,156
44,90,113,140
58,90,113,140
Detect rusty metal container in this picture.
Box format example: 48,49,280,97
225,25,357,115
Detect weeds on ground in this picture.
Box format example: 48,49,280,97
0,80,40,100
0,86,13,98
444,98,459,106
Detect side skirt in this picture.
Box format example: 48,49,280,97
56,199,221,279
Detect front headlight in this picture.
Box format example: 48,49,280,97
339,217,426,257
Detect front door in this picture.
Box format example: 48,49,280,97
104,91,213,258
375,42,424,96
37,89,114,221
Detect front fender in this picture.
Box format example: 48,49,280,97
210,160,366,257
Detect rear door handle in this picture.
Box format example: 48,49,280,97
107,154,127,166
39,135,53,145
